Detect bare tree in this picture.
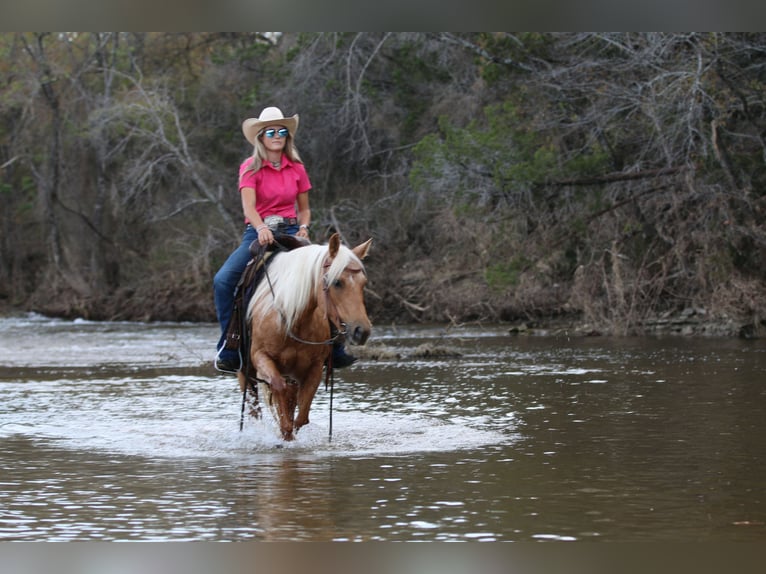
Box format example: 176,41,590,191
19,33,66,285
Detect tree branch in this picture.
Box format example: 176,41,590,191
550,165,688,187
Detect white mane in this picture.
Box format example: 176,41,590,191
247,242,363,333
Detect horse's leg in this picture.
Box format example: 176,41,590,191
281,382,299,438
253,351,296,440
294,363,325,431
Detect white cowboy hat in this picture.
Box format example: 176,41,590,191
242,107,299,145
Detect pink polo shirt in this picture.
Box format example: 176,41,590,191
238,155,311,223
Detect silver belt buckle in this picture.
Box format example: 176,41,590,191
264,215,283,229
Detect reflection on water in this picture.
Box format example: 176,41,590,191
1,314,765,541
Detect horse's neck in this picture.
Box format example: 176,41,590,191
290,296,330,337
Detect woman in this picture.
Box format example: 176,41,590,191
213,106,355,373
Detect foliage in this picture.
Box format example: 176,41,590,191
0,32,765,335
485,256,529,291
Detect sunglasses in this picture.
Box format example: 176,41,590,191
263,128,290,138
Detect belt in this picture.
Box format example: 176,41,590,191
263,215,298,229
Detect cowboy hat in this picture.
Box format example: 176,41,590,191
242,107,299,145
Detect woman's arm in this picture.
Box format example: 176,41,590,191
241,186,272,245
296,192,311,239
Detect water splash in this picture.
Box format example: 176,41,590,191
0,373,511,460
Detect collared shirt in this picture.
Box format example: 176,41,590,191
238,155,311,223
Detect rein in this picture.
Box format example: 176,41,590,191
286,325,344,346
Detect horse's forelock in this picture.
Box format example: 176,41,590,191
325,244,364,286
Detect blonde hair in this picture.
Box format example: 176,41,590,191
245,129,303,174
247,243,363,333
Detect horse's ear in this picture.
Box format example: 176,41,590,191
352,238,373,260
328,232,341,259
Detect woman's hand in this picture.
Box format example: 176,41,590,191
257,225,274,245
296,225,309,240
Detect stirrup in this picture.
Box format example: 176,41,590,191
214,348,241,374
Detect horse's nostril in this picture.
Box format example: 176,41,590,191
353,325,370,345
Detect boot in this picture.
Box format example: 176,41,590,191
214,348,241,374
331,342,357,369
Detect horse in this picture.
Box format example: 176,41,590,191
237,232,372,441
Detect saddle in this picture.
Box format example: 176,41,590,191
223,233,311,355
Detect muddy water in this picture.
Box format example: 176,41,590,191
1,314,765,541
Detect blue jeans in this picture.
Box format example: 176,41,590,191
213,224,297,354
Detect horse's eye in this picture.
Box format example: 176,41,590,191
333,279,343,288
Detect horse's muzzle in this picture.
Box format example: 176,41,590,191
347,323,371,346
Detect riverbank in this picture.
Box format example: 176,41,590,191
3,300,762,340
506,308,764,339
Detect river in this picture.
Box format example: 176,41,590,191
1,313,765,542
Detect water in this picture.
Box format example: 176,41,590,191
1,314,765,541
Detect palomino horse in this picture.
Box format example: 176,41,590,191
238,233,372,440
